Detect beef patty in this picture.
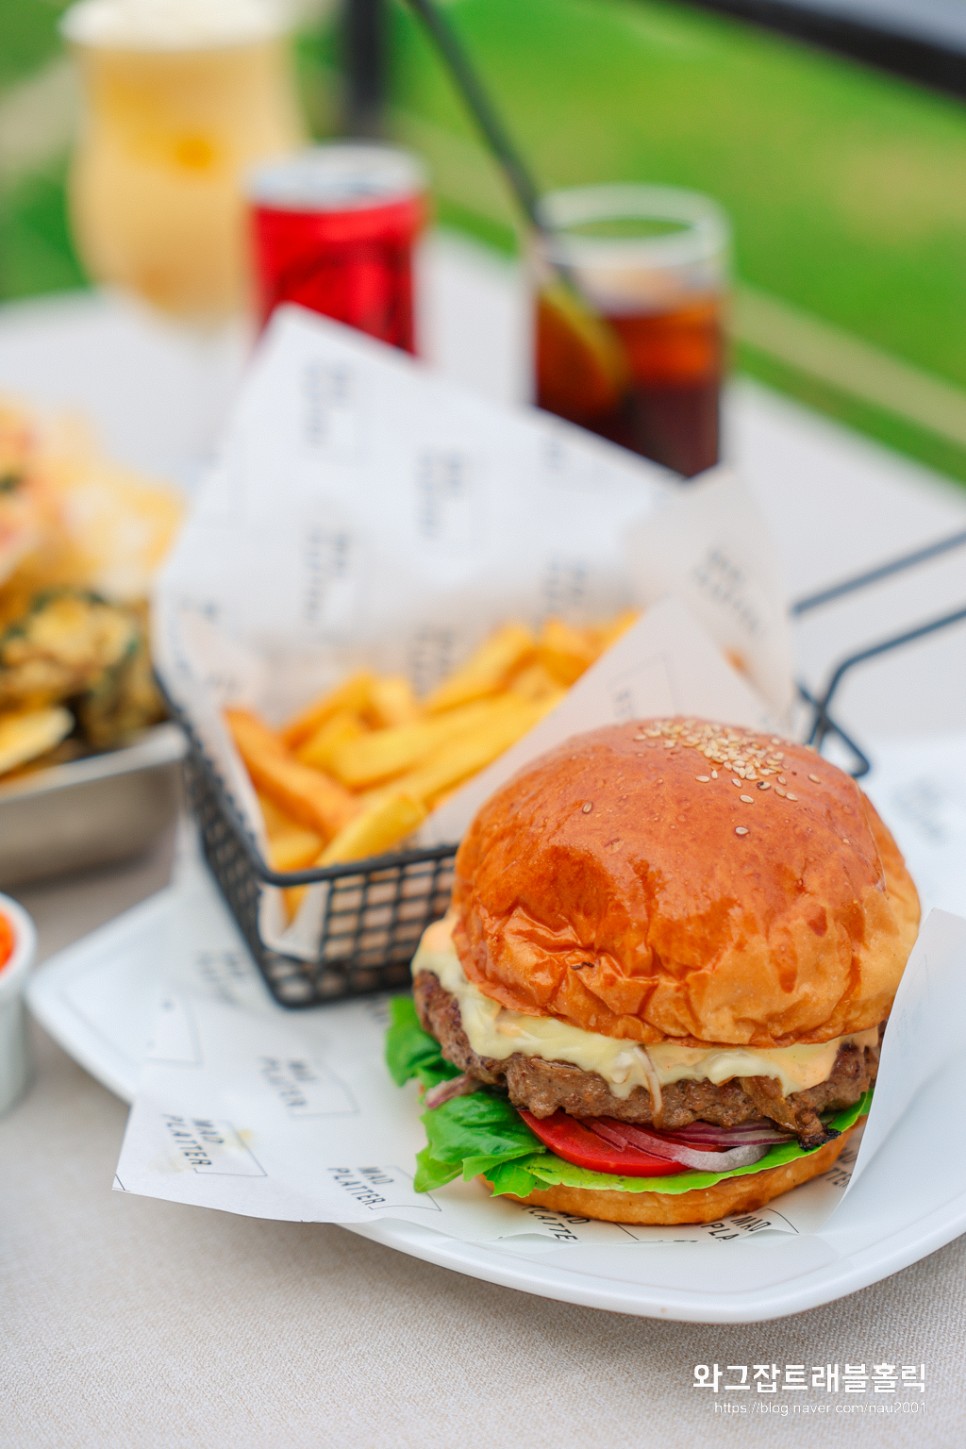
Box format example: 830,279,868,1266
414,970,881,1149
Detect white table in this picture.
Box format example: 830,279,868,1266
3,238,966,1448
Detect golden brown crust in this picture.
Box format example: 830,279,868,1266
453,720,919,1049
494,1127,854,1226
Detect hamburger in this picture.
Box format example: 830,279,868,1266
386,719,920,1225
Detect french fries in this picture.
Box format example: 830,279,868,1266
295,710,365,770
280,670,376,749
226,610,640,915
367,675,419,728
225,708,358,838
317,791,427,867
423,622,536,713
257,793,324,872
328,696,521,790
538,618,598,686
390,696,552,806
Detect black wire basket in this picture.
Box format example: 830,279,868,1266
178,527,966,1010
179,713,457,1007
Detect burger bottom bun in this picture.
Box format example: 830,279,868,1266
493,1127,855,1226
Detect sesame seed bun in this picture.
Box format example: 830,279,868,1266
452,720,919,1050
492,1125,855,1226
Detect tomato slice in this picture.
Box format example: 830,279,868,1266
519,1110,688,1177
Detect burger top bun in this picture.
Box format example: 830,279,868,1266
452,719,920,1050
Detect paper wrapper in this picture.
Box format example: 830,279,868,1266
113,843,966,1247
864,732,966,920
154,307,792,958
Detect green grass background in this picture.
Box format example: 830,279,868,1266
2,0,965,481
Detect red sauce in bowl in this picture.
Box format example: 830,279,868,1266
0,912,14,970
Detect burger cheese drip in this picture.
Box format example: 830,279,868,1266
413,915,878,1102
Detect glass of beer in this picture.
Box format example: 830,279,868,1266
62,0,305,321
531,186,730,478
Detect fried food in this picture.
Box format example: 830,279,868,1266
0,396,182,778
258,793,325,872
227,610,640,911
281,670,376,749
327,697,520,790
537,617,598,685
389,695,553,806
0,397,180,615
317,791,427,867
0,590,165,771
0,592,138,710
423,623,536,713
225,707,358,839
0,706,73,775
295,710,365,770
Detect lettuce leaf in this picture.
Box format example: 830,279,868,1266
385,995,460,1089
386,994,872,1200
425,1092,542,1167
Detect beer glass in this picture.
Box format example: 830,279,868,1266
64,1,305,319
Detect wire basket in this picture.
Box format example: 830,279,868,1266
179,713,457,1007
178,527,966,1010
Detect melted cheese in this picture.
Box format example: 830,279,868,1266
412,916,878,1099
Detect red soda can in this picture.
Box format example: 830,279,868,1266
248,144,428,351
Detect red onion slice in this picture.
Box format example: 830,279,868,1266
661,1120,795,1148
424,1073,479,1109
590,1118,767,1173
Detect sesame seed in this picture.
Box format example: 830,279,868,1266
786,792,798,802
739,794,753,803
775,788,787,798
808,773,820,784
758,781,771,791
735,826,749,837
696,775,710,783
777,775,787,785
582,802,593,813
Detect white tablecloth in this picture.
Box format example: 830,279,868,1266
3,238,966,1447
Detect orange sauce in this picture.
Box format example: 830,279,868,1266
0,912,14,970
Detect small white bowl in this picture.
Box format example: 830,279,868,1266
0,892,37,1115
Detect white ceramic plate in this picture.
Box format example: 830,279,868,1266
27,886,966,1323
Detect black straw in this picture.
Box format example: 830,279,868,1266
400,0,546,233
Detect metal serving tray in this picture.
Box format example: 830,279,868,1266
0,723,186,888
